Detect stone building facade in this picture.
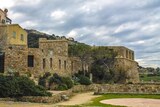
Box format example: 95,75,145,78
106,46,139,83
0,24,28,74
28,38,82,78
0,8,139,83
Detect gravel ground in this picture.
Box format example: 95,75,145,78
0,92,98,107
100,98,160,107
56,92,99,106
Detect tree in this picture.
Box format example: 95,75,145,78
91,47,117,83
91,47,117,70
68,43,92,75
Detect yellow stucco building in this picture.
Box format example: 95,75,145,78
0,24,27,46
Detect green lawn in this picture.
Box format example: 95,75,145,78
140,74,160,82
83,93,160,107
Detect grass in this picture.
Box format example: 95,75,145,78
140,74,160,82
83,93,160,107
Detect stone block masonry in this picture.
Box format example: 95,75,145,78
0,8,139,83
28,38,83,78
4,45,28,74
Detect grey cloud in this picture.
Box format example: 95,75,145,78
8,0,160,67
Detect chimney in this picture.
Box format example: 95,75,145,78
4,8,8,17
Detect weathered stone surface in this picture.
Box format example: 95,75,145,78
28,38,83,78
0,24,139,83
4,45,28,74
94,84,160,94
106,46,140,83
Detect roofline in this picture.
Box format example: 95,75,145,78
93,46,134,51
39,39,68,43
0,24,27,34
0,9,4,13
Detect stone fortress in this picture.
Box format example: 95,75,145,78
0,9,139,83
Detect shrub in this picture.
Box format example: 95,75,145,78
0,76,21,97
38,76,46,87
61,77,74,89
72,76,80,85
38,72,51,87
49,73,74,90
78,75,91,85
55,84,68,91
0,75,51,98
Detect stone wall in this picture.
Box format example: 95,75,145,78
114,58,140,83
95,84,160,94
72,84,160,94
4,45,28,74
16,90,73,103
1,84,160,103
107,46,134,60
28,38,83,78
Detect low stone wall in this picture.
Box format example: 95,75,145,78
16,89,73,103
1,84,160,104
95,84,160,94
72,85,96,93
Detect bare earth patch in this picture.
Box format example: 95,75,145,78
56,92,100,106
0,101,53,107
0,92,99,107
100,98,160,107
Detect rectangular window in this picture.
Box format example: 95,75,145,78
20,34,24,41
28,55,34,67
59,59,61,69
50,58,52,68
0,52,5,73
132,52,134,60
43,58,46,69
12,31,16,38
64,60,66,70
71,61,73,71
126,50,128,58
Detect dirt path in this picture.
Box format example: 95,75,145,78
56,92,100,106
100,98,160,107
0,92,99,107
0,101,53,107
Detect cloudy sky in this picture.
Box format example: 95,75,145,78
1,0,160,67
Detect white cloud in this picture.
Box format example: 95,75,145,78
51,10,66,20
1,0,160,67
0,0,14,8
21,21,37,28
15,0,41,5
67,30,78,38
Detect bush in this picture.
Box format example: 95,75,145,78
78,75,91,85
55,84,68,91
0,76,21,97
0,75,51,98
38,76,46,87
61,77,74,89
38,72,51,87
49,73,74,90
